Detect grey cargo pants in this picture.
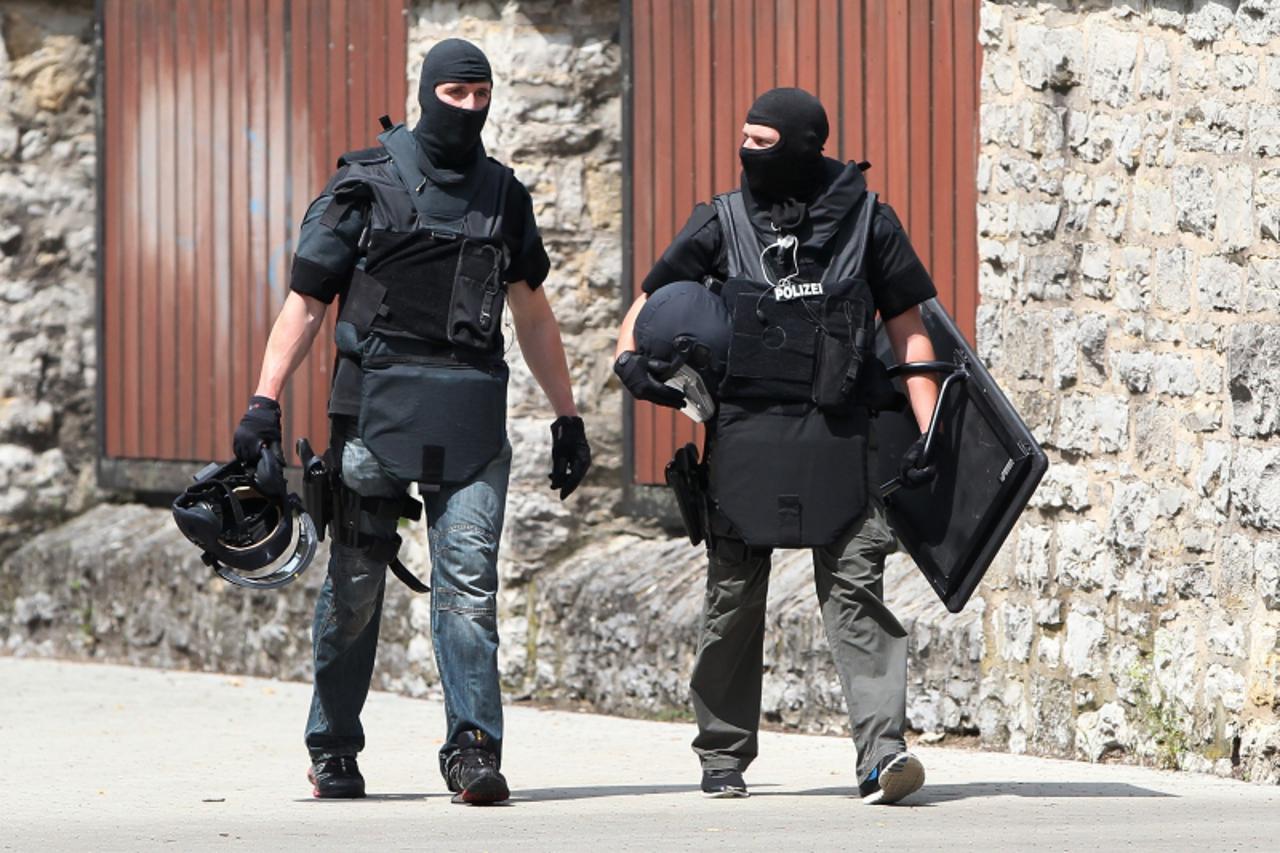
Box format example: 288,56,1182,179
689,497,908,781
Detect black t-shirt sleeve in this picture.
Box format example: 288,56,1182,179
501,179,551,289
866,202,937,319
289,167,368,304
640,203,727,295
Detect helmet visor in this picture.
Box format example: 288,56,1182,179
664,363,717,423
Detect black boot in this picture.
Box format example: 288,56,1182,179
307,755,366,799
444,730,509,805
701,767,748,798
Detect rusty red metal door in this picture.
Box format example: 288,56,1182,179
99,0,407,490
627,0,982,486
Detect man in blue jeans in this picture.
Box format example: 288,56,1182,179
231,40,591,804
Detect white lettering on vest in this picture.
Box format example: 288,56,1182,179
773,281,825,302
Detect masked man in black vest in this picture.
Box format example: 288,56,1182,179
231,39,592,804
615,88,939,804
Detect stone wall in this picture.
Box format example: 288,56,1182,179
975,0,1280,782
0,1,100,561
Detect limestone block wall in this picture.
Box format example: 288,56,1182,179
976,0,1280,782
0,1,101,561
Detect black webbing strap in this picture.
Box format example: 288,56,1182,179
389,557,431,594
712,191,765,280
377,123,436,223
319,197,355,229
363,533,430,594
361,492,422,523
778,494,802,543
337,268,388,336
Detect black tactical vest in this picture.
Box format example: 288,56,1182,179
334,123,511,355
706,185,879,548
325,123,513,487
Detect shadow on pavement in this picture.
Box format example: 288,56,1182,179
747,782,1172,804
296,792,444,803
911,782,1173,803
512,784,713,802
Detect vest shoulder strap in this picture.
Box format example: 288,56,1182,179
376,123,509,241
820,191,877,285
464,158,512,242
711,190,765,280
712,188,879,285
376,124,435,224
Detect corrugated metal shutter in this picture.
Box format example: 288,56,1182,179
99,0,407,481
628,0,982,486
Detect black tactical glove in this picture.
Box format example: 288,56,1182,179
613,351,686,409
233,395,282,465
549,416,592,500
899,434,937,489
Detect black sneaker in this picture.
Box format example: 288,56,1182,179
701,768,748,798
444,731,509,805
307,755,366,799
858,752,925,805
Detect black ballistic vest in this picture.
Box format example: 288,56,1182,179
707,186,879,547
327,123,512,487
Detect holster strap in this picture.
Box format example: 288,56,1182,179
362,533,431,594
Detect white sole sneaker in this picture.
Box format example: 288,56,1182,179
704,788,749,799
861,753,925,805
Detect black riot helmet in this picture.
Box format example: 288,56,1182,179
172,452,317,590
634,281,732,422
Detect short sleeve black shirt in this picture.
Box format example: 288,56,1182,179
289,156,550,305
640,195,937,320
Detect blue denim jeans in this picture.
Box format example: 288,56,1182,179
305,428,512,775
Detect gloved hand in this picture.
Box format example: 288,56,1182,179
233,396,282,465
549,416,592,500
899,434,937,489
613,351,686,409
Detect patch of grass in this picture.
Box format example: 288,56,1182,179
1128,663,1190,770
650,706,696,723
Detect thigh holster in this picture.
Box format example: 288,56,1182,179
298,437,430,593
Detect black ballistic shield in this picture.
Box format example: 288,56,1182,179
871,299,1048,613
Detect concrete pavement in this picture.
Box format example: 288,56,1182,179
5,657,1279,852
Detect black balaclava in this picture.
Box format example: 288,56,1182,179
413,39,492,178
739,87,829,222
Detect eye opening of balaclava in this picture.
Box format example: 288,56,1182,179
739,87,829,222
413,38,492,177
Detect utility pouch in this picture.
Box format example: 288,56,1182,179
356,336,507,488
448,238,506,351
665,442,709,546
811,294,873,412
812,327,858,410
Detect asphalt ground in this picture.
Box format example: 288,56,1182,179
5,657,1279,852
